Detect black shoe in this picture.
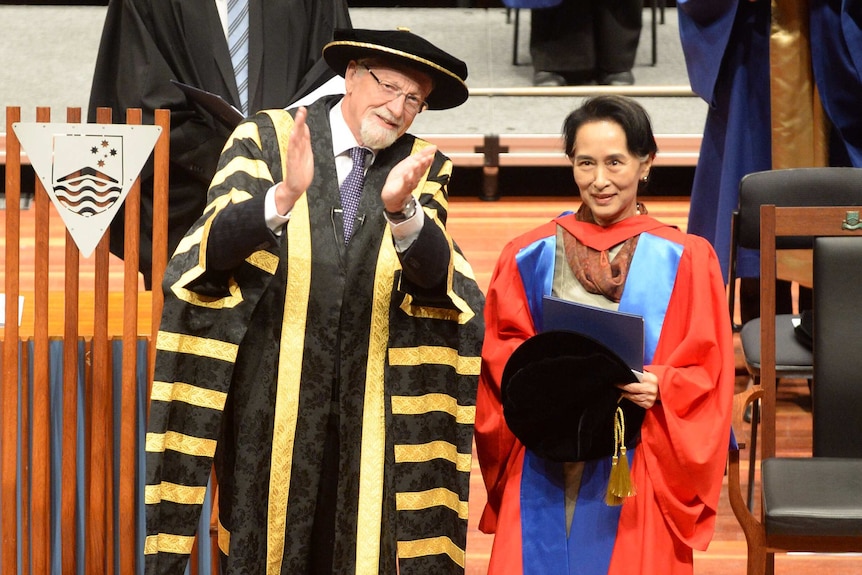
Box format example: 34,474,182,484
533,71,566,87
598,70,634,86
563,71,598,86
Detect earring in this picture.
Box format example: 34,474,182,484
642,175,649,182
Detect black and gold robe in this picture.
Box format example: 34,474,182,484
144,97,485,574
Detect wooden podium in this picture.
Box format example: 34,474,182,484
1,106,168,575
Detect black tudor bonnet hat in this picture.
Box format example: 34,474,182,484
322,27,469,110
501,330,645,464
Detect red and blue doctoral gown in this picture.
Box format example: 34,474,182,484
475,213,735,575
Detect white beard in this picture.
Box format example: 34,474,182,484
359,110,402,150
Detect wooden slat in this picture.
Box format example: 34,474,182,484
0,131,31,165
190,538,200,575
86,106,113,574
773,205,862,237
61,106,82,575
31,106,51,575
20,342,31,575
120,108,143,575
209,470,220,570
149,109,170,404
2,106,22,575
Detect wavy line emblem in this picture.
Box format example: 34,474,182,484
52,135,124,217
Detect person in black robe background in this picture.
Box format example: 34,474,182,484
87,0,351,287
530,0,643,86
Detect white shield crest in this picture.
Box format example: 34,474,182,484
12,122,161,258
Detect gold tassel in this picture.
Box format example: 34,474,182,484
606,406,636,506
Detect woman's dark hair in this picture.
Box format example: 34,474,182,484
562,95,659,160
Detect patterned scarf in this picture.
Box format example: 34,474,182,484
563,203,647,302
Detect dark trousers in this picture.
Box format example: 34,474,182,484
530,0,642,75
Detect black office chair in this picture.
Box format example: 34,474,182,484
728,209,862,575
728,167,862,509
810,235,862,456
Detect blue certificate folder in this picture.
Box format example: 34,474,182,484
542,295,645,371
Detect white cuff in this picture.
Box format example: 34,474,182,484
265,183,291,234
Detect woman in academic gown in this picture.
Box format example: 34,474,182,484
475,95,735,575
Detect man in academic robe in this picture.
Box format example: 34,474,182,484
143,28,484,575
87,0,351,287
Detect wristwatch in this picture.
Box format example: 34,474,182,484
384,197,417,223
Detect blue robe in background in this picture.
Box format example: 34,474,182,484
810,0,862,167
678,0,772,281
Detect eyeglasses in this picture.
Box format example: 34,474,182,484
363,65,428,115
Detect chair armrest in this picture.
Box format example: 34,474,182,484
731,385,762,451
727,386,765,537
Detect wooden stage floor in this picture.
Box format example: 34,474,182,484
3,196,860,574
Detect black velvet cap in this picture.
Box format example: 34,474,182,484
322,28,469,110
501,330,645,462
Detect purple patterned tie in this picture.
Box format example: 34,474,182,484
340,147,371,243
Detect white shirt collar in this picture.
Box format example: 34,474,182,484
214,0,229,39
329,100,374,163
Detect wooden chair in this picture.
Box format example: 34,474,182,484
727,167,862,510
810,236,862,457
727,204,862,575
